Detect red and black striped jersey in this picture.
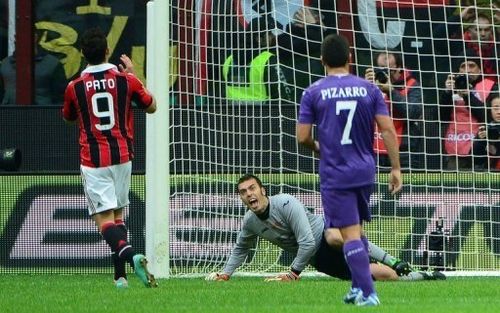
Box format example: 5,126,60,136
62,63,153,168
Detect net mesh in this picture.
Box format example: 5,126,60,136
166,0,500,276
1,1,500,276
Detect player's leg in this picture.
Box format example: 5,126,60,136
370,262,447,281
322,188,377,305
313,236,352,280
367,241,413,276
367,240,399,267
318,236,441,283
112,208,127,284
314,233,362,303
352,186,380,306
84,164,137,266
369,263,441,281
324,228,344,249
82,163,156,288
114,162,157,288
322,193,360,302
339,224,378,305
93,210,138,287
113,165,129,284
315,239,409,283
369,263,398,281
326,227,412,275
92,209,132,288
93,209,132,263
82,165,128,287
398,271,447,281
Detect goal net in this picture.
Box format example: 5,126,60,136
158,0,500,277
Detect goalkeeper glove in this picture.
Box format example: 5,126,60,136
205,272,230,281
264,271,300,282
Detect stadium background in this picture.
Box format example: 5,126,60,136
0,0,499,275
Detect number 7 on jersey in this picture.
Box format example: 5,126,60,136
336,100,357,145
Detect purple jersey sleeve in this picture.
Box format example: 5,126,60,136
372,86,389,116
298,89,315,124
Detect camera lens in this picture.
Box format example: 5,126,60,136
454,75,468,89
374,69,388,84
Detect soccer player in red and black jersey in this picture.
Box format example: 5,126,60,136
62,28,157,288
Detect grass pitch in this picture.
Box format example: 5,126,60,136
0,275,498,313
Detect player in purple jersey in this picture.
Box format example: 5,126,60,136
297,34,402,306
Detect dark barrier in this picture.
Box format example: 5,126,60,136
0,106,146,173
0,105,443,175
169,105,317,174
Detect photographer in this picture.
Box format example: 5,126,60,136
440,52,499,170
365,51,423,169
473,94,500,171
433,6,499,84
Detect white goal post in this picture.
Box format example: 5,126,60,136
146,0,170,279
147,0,500,278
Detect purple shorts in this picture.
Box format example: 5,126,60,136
321,185,373,228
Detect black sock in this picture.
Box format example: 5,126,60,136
116,222,128,240
113,221,128,279
112,252,127,280
101,222,136,269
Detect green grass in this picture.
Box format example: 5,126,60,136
1,275,499,313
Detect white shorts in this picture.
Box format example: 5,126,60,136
80,161,131,216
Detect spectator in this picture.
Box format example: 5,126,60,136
364,51,423,169
0,32,67,105
464,12,498,82
473,93,500,171
433,6,499,83
223,7,330,104
440,52,499,170
279,6,332,102
222,15,293,105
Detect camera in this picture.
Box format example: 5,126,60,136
454,74,469,90
0,148,22,171
487,123,500,139
374,68,389,84
423,217,451,271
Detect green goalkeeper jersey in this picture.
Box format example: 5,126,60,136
223,193,324,275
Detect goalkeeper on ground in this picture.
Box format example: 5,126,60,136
206,174,445,282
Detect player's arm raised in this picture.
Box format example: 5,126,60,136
120,54,157,114
62,83,78,125
375,114,402,194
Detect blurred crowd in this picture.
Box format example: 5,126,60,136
1,1,500,171
221,2,500,172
